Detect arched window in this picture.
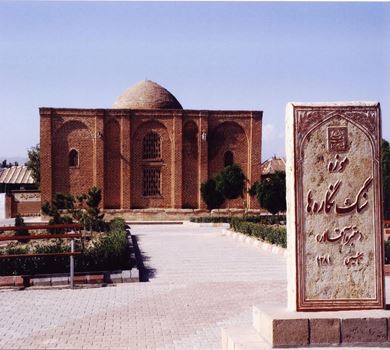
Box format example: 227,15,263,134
143,132,161,159
69,149,79,167
224,150,234,167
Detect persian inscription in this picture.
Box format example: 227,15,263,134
327,126,349,152
328,154,349,173
306,176,373,215
316,254,331,266
316,225,362,249
344,252,364,267
14,192,41,202
286,103,384,311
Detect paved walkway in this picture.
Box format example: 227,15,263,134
0,224,287,349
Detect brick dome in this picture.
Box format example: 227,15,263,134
112,80,183,109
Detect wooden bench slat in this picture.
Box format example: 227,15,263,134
0,252,81,259
0,224,82,232
0,233,82,242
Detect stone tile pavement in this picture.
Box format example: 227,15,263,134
0,223,387,349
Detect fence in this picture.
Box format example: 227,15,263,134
0,224,82,288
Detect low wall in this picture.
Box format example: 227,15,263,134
103,208,264,221
6,191,41,218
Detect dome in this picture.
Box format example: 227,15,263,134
112,80,183,109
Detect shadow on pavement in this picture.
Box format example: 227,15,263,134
130,234,156,282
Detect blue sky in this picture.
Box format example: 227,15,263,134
0,1,389,161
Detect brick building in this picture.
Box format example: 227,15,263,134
40,80,262,211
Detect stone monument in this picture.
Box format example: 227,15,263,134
286,102,384,311
222,102,388,348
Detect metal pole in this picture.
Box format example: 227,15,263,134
70,238,74,289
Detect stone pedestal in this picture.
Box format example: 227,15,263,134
222,305,390,349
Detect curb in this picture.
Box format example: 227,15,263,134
186,222,231,228
221,228,287,257
0,269,140,288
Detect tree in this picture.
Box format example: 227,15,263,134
215,164,246,200
200,178,225,210
26,144,40,187
1,160,13,168
84,186,105,231
383,139,390,220
42,187,105,232
252,171,286,217
71,187,105,232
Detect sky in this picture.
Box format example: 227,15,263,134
0,1,389,162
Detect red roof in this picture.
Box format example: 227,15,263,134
261,156,286,175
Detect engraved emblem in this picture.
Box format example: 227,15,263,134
327,126,348,152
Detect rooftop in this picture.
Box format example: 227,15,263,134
112,80,183,110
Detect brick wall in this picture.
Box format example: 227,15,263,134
40,108,262,210
5,191,41,218
182,119,199,208
104,118,121,208
53,119,94,196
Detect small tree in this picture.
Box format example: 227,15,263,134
26,144,40,187
41,193,74,233
84,187,105,231
71,187,105,232
14,214,29,243
200,178,225,210
215,164,246,200
252,171,286,221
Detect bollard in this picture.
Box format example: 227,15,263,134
70,238,74,288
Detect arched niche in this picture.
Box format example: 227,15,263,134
53,120,93,196
131,120,172,208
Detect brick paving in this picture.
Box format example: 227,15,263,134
0,223,387,349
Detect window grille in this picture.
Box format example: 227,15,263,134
143,132,161,159
69,149,79,167
143,168,161,196
224,150,234,167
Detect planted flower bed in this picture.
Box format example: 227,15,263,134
0,218,134,277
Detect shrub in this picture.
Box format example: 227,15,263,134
78,229,130,271
385,241,390,264
14,214,29,243
190,216,231,223
109,218,126,232
215,164,246,200
230,218,286,248
200,179,225,210
251,172,286,219
189,215,286,225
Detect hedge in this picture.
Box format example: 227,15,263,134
190,215,286,225
230,218,287,248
